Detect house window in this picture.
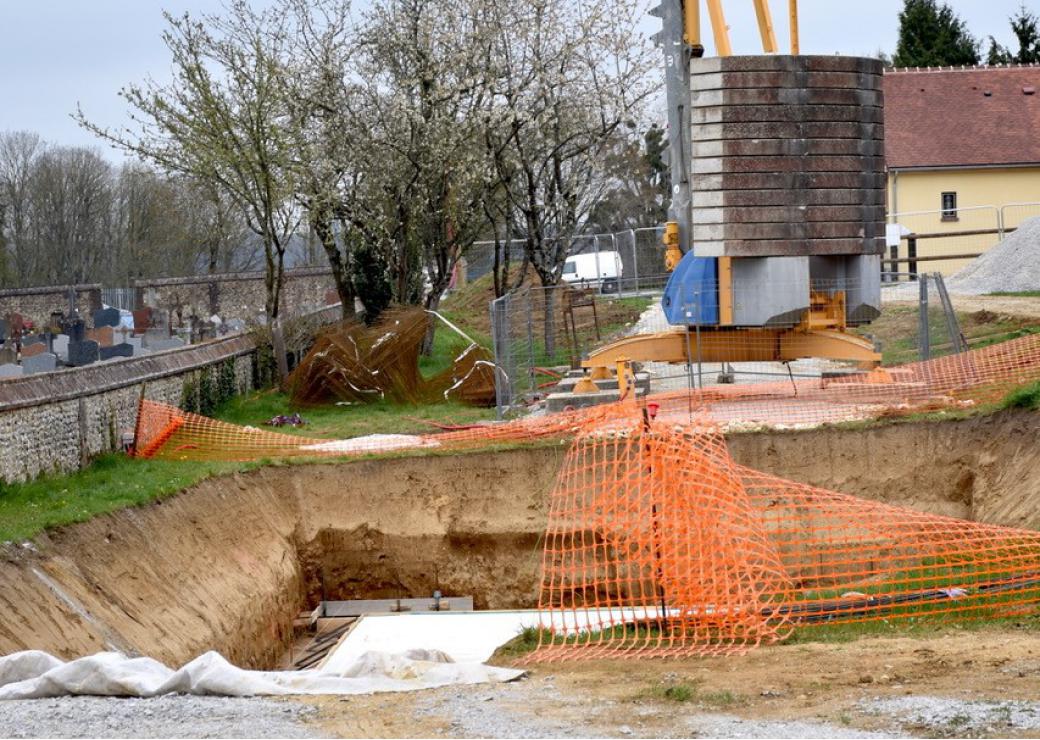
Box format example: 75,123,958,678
941,192,958,221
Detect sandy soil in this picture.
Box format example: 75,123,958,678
4,411,1040,670
883,292,1040,321
303,627,1040,738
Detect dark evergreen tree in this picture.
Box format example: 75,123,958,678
892,0,980,68
987,4,1040,64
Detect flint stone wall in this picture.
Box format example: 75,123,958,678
0,285,103,330
0,335,257,484
134,268,337,324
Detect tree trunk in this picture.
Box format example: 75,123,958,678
543,283,556,361
313,213,356,321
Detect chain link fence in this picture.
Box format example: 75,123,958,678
490,272,969,416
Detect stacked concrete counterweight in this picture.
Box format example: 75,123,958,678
689,55,886,259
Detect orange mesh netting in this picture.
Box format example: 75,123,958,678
527,411,1040,661
134,332,1040,462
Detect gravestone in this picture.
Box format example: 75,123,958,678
22,352,57,375
144,337,185,352
68,340,100,367
0,364,23,378
63,318,86,342
93,307,121,328
225,319,246,334
20,343,46,359
21,333,45,347
0,346,16,365
126,336,144,354
86,326,114,347
99,343,134,361
52,334,70,360
132,308,153,334
0,320,8,344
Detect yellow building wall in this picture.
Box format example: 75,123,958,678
887,167,1040,275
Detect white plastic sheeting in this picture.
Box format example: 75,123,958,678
0,649,523,699
322,608,671,672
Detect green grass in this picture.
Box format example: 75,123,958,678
0,386,500,544
1001,380,1040,411
216,389,497,439
0,455,249,543
858,305,1040,366
987,291,1040,297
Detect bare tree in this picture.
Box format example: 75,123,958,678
0,131,45,283
77,1,300,322
482,0,657,352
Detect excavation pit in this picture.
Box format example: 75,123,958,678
1,410,1038,671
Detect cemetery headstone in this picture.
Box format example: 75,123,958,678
99,343,134,361
0,346,16,365
226,319,246,334
63,318,86,342
21,352,56,375
20,343,46,359
52,334,70,360
21,333,45,347
86,326,114,347
68,340,100,367
0,364,24,378
93,307,121,328
0,319,8,344
126,336,144,354
132,308,153,334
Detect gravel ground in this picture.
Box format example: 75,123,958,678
411,679,893,739
944,216,1040,295
863,696,1040,736
0,696,323,738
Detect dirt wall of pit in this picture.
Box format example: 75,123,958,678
0,410,1037,669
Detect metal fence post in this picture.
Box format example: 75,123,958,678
918,273,930,362
490,294,512,417
629,229,639,294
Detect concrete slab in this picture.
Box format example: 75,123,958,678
546,386,647,412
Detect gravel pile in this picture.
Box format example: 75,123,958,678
0,696,322,738
863,696,1040,736
945,216,1040,295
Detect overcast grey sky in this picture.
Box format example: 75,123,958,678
0,0,1035,157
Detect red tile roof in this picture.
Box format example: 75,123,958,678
884,65,1040,170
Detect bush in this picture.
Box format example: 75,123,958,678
1002,381,1040,411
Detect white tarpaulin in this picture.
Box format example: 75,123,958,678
0,649,523,700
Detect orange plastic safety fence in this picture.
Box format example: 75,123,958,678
527,412,1040,662
134,333,1040,462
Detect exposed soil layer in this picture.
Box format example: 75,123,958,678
1,410,1038,670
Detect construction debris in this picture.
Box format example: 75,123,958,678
284,307,496,407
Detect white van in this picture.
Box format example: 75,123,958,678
561,251,623,293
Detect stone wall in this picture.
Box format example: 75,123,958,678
134,268,337,324
0,285,102,329
0,335,258,483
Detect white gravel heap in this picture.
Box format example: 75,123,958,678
945,216,1040,295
